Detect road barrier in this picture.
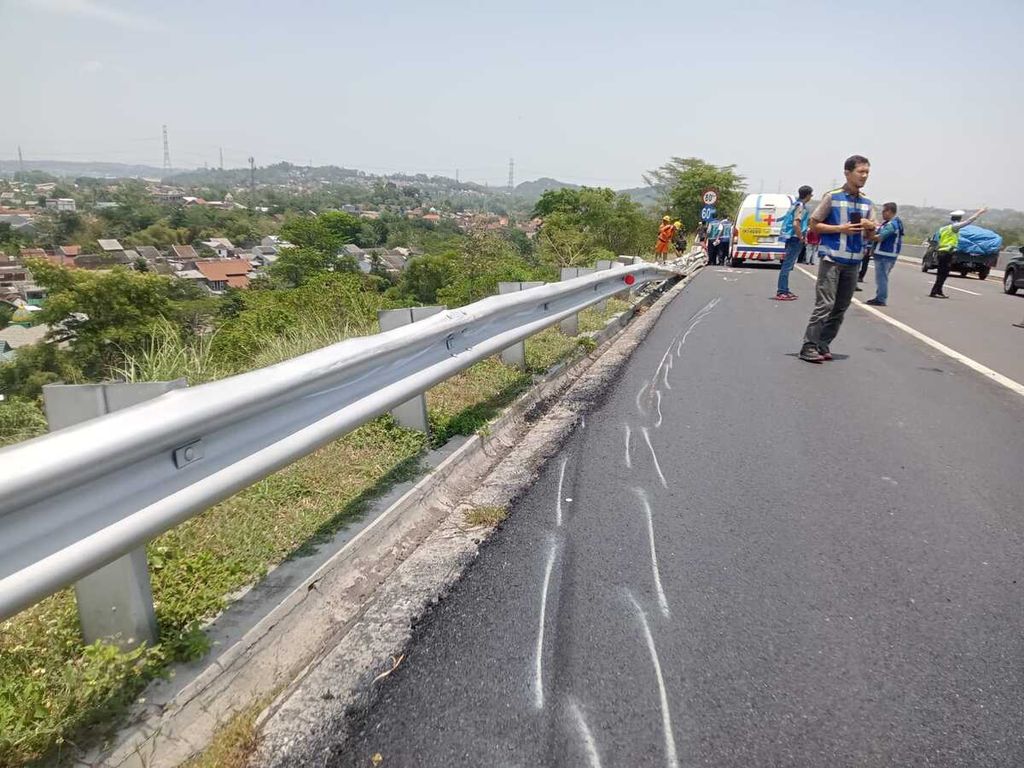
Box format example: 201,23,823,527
0,258,696,639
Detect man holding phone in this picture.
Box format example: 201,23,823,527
799,155,877,363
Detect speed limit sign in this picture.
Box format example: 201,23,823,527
702,189,718,206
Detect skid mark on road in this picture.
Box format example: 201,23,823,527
640,427,668,489
634,487,670,618
567,697,604,768
626,591,680,768
534,541,557,710
555,457,568,527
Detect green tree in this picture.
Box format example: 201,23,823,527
268,246,357,288
644,157,747,231
437,233,542,307
26,259,179,378
397,253,457,304
0,302,14,330
0,342,80,400
280,211,361,255
0,397,49,446
533,187,654,256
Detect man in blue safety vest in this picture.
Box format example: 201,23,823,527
775,185,813,300
864,202,903,306
799,155,877,363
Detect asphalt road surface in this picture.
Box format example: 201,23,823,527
336,264,1024,767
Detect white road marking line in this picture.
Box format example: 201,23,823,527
556,457,568,527
581,414,586,429
654,390,663,428
796,266,1024,398
641,427,668,488
534,542,557,710
663,356,672,390
925,281,981,296
626,591,680,768
635,488,670,618
624,424,633,469
568,698,604,768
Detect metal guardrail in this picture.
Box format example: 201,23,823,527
0,260,686,622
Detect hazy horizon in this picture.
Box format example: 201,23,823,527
3,0,1022,210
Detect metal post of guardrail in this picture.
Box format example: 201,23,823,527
559,266,596,335
377,306,445,432
41,379,186,649
497,282,545,368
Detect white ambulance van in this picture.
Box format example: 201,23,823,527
729,193,794,267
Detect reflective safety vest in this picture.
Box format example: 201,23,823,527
874,216,904,258
937,224,959,252
817,188,873,265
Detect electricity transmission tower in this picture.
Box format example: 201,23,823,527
507,158,515,193
219,147,224,171
162,125,171,171
18,145,24,174
249,156,256,206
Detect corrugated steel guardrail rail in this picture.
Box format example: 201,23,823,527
0,261,685,620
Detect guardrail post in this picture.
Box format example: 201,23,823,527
377,306,445,432
594,260,615,313
42,380,186,649
559,267,596,336
497,282,544,368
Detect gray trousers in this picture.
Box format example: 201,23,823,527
802,259,859,351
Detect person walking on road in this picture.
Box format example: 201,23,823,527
655,215,675,263
930,207,987,298
799,155,877,364
864,202,903,306
705,217,720,264
712,215,733,267
775,185,813,300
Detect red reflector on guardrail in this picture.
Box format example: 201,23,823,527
623,274,636,286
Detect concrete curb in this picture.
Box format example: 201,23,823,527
85,256,702,768
254,259,703,767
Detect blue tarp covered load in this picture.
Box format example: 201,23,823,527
955,225,1003,255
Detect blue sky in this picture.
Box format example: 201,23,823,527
2,0,1022,209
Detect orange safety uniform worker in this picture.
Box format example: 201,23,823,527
655,215,676,259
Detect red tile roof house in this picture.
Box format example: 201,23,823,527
193,259,254,292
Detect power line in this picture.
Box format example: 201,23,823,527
162,125,171,171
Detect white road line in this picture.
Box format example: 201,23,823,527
663,355,672,390
640,427,668,488
568,698,604,768
581,414,586,429
626,591,680,768
635,487,670,618
624,424,633,469
796,266,1024,398
556,457,568,527
925,281,982,296
654,390,663,428
534,542,557,710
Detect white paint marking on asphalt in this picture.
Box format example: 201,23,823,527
556,457,568,527
534,542,557,710
568,698,604,768
795,266,1024,399
635,487,670,618
641,427,668,488
624,424,633,468
626,591,680,768
581,414,586,429
654,390,663,428
925,280,978,296
636,380,650,414
663,355,673,390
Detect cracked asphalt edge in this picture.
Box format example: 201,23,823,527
253,264,701,768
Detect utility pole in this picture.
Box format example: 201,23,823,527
219,147,224,171
248,156,256,208
162,125,171,172
507,158,515,194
